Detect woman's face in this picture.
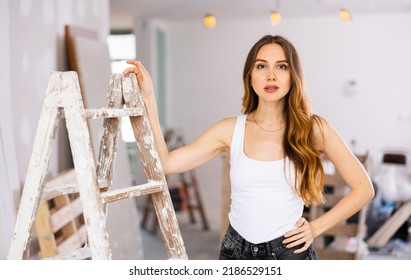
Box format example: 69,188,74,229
250,43,291,104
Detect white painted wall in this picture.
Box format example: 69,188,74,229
165,12,411,224
9,0,109,183
0,0,20,261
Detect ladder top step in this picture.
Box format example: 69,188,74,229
101,180,164,204
57,107,144,119
83,108,144,119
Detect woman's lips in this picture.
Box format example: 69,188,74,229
264,85,279,93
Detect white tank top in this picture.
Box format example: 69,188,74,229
229,114,304,243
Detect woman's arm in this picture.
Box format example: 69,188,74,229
123,60,233,174
283,117,374,253
309,117,375,237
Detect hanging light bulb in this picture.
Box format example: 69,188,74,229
204,14,216,29
339,8,351,22
270,11,282,26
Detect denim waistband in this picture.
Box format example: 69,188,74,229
227,224,286,255
223,224,313,260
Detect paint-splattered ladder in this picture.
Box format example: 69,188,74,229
7,71,187,260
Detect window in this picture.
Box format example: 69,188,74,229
107,33,136,144
107,33,136,73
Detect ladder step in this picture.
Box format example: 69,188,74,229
44,247,91,260
59,108,144,119
83,108,144,119
42,178,109,200
101,181,164,204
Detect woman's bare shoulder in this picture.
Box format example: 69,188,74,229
311,114,332,153
217,116,238,126
211,116,239,149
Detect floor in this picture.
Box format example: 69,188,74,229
135,191,223,260
138,212,222,260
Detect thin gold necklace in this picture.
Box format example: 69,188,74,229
252,113,285,133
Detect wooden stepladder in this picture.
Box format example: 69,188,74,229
8,71,187,260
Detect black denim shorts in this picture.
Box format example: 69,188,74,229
219,224,316,260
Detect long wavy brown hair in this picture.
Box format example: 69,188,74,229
242,34,325,205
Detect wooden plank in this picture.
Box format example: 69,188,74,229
57,225,87,255
46,246,91,260
83,108,144,119
41,178,108,200
101,181,163,204
7,72,62,260
43,169,76,188
53,195,77,239
50,197,83,232
35,198,58,258
367,199,411,246
122,74,187,259
36,169,84,259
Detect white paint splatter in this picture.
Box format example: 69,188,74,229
19,0,32,17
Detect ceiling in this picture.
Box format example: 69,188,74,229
110,0,411,29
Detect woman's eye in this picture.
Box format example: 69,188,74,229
277,64,288,70
256,63,266,69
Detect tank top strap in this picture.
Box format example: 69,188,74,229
230,114,247,162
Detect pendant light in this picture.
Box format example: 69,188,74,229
270,11,282,26
340,8,351,22
270,0,282,26
204,14,216,29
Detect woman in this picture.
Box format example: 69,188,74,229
123,34,374,260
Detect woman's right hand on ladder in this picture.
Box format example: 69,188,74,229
123,60,156,106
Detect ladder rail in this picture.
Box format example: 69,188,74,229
123,74,187,259
96,74,124,187
7,75,62,259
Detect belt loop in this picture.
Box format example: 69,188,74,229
265,241,272,256
241,237,246,254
